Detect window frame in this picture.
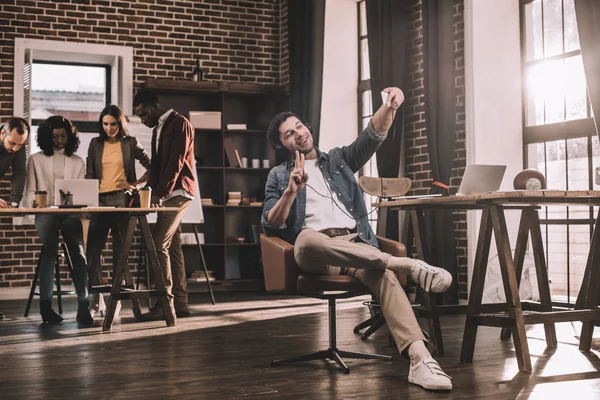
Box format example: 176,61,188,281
31,59,112,132
519,0,597,306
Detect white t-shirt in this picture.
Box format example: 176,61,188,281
303,159,356,232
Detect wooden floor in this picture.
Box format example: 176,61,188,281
1,293,600,399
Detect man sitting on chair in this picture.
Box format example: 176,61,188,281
261,87,452,391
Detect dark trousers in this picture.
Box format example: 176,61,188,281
86,192,128,287
35,215,89,301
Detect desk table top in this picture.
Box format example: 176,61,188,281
376,190,600,209
0,207,180,216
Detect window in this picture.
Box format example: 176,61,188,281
358,0,379,232
30,61,111,156
521,0,598,305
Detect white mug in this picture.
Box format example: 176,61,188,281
262,159,270,168
252,159,260,168
241,157,248,168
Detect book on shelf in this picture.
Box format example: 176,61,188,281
234,149,243,167
227,124,247,130
223,136,239,167
189,270,215,282
249,201,263,206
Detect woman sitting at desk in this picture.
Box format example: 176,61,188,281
23,116,92,325
85,105,150,318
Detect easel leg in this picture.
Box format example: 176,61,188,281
410,209,444,357
461,208,492,363
579,209,600,351
490,205,531,373
193,224,215,305
103,216,137,332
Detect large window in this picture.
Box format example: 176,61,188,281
521,0,599,305
30,61,111,156
358,0,379,232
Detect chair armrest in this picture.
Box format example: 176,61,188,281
260,234,299,293
376,235,408,286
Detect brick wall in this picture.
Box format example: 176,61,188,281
404,0,468,300
0,0,288,288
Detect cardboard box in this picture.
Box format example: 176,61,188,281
189,111,221,129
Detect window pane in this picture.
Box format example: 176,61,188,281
546,139,567,220
563,0,580,52
543,0,564,57
526,65,546,126
566,137,589,190
565,55,587,121
359,1,367,37
362,90,373,118
544,59,566,123
568,224,589,301
31,63,107,122
547,224,568,296
361,38,370,81
525,0,544,61
592,135,600,190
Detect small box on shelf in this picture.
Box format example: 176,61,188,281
190,111,222,129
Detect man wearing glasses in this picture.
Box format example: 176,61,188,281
0,117,29,320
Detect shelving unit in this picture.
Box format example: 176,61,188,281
145,79,288,291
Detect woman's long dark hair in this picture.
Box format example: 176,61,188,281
98,104,129,141
36,115,80,157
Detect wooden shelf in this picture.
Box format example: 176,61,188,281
146,78,288,95
149,78,288,291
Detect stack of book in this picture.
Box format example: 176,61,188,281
189,270,215,282
201,198,214,206
227,192,242,206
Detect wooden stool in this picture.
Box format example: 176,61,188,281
24,243,74,317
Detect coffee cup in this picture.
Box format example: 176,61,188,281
262,159,270,168
139,187,152,208
252,159,260,168
35,191,48,208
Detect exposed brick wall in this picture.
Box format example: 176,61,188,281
0,0,288,288
404,0,468,300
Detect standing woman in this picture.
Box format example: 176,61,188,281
86,104,151,317
23,116,92,324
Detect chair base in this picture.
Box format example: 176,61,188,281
272,348,392,374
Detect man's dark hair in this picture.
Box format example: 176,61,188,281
99,104,129,141
5,117,30,136
37,115,80,157
133,88,159,108
266,111,304,150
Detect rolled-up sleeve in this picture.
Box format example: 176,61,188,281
261,169,287,232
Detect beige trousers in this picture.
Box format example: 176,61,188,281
294,228,426,352
152,195,191,305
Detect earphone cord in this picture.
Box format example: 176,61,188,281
306,181,383,221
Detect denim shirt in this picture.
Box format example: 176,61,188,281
261,121,387,247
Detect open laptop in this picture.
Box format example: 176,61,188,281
54,179,99,207
457,164,506,196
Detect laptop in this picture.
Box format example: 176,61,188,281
457,165,506,196
54,179,99,207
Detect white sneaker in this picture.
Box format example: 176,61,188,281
408,356,452,391
410,260,452,293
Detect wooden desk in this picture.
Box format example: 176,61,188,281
1,207,179,331
379,191,600,373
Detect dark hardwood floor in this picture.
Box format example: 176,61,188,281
1,292,599,399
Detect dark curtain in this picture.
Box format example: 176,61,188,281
287,0,326,146
422,0,458,304
366,0,411,240
575,0,600,138
574,0,600,308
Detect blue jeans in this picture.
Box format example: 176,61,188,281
35,215,89,301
